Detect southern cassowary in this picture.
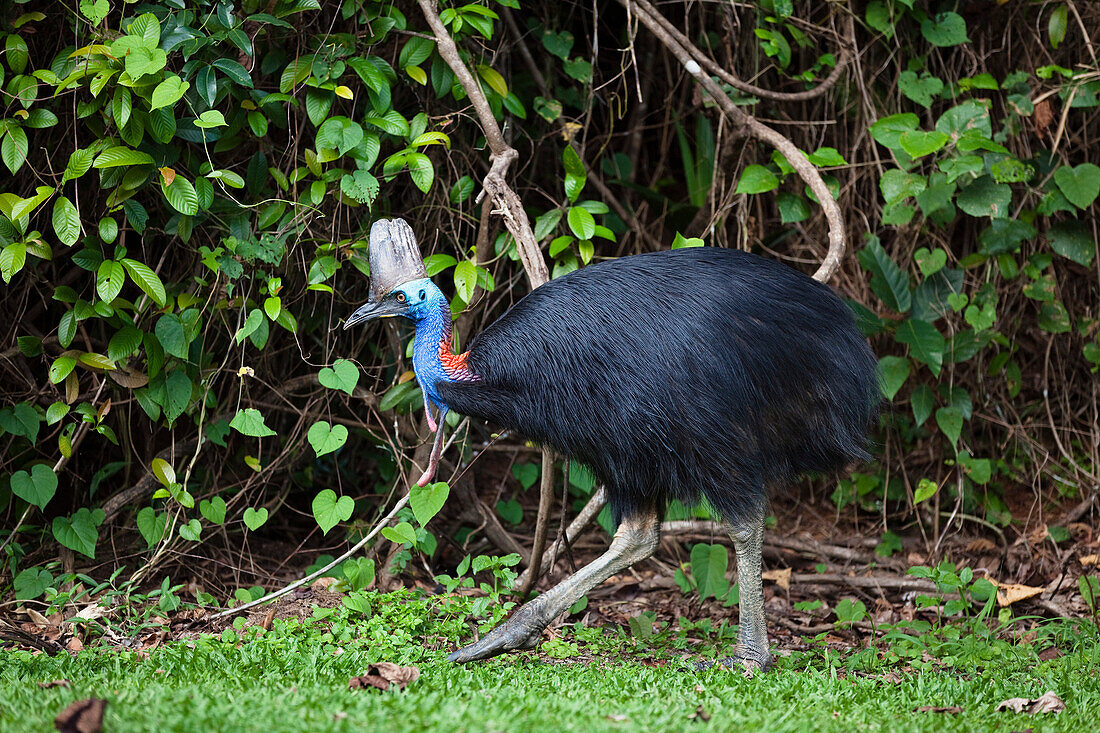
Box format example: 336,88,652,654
345,218,877,670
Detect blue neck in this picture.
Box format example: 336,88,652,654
412,300,453,411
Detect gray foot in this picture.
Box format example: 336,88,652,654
447,606,544,663
718,646,774,675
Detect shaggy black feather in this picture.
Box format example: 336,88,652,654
439,248,877,525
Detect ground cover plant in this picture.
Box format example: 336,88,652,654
2,0,1099,730
3,592,1099,732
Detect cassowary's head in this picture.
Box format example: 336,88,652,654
342,218,444,330
343,277,446,327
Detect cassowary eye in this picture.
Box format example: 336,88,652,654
396,292,406,303
419,289,426,300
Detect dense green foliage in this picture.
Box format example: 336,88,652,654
0,0,1097,611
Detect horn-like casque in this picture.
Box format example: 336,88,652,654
368,218,427,302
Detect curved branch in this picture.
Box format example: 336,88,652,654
415,0,549,289
630,0,853,103
622,0,847,282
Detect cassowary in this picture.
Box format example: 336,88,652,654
345,218,877,670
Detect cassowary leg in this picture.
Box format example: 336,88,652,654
448,509,660,663
722,512,774,672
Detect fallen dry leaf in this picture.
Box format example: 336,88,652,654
54,698,106,733
966,538,997,553
38,679,71,689
348,662,420,692
1038,647,1061,662
761,567,792,590
1080,555,1099,567
27,608,51,627
996,690,1065,714
991,580,1044,607
915,706,963,714
66,637,84,652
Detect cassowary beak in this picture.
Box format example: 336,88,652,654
342,298,408,329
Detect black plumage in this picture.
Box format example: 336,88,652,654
440,247,878,525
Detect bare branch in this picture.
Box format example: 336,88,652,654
620,0,848,282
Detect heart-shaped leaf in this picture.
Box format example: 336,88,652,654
243,507,268,530
410,481,450,526
136,507,167,547
11,464,57,510
52,508,105,559
179,519,201,541
318,359,359,395
229,408,276,437
312,489,354,535
935,406,964,448
380,521,417,546
877,356,911,401
1053,163,1100,209
511,462,540,490
914,247,948,277
199,496,227,524
307,421,348,457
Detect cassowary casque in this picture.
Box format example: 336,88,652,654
345,218,877,669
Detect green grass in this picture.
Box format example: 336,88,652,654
2,592,1098,732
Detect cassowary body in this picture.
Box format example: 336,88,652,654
346,219,877,670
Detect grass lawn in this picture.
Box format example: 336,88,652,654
2,591,1097,732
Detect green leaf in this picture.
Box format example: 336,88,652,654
163,369,192,422
340,170,379,205
454,260,478,303
899,130,949,159
910,384,933,427
735,164,779,194
921,12,969,47
235,309,264,344
318,359,358,395
1047,220,1095,267
1,127,28,174
11,464,58,510
51,197,80,246
380,521,417,546
1053,163,1100,209
49,355,76,384
230,408,277,437
14,567,53,601
896,319,944,376
879,169,926,203
410,481,449,526
307,420,348,457
179,519,201,541
898,71,944,108
93,146,154,169
869,113,919,149
155,314,189,359
150,75,190,110
957,176,1011,218
877,356,910,401
914,248,947,277
121,258,167,306
857,236,911,313
690,543,730,602
566,207,596,240
562,145,587,202
914,478,939,504
243,507,269,530
405,152,433,193
935,406,964,447
52,507,105,559
96,259,125,302
162,175,199,216
317,117,364,156
1048,4,1068,49
194,110,227,129
312,489,354,535
200,496,227,524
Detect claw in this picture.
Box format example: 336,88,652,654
717,648,774,676
448,605,545,663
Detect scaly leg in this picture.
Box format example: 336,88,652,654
722,510,773,672
449,508,660,663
